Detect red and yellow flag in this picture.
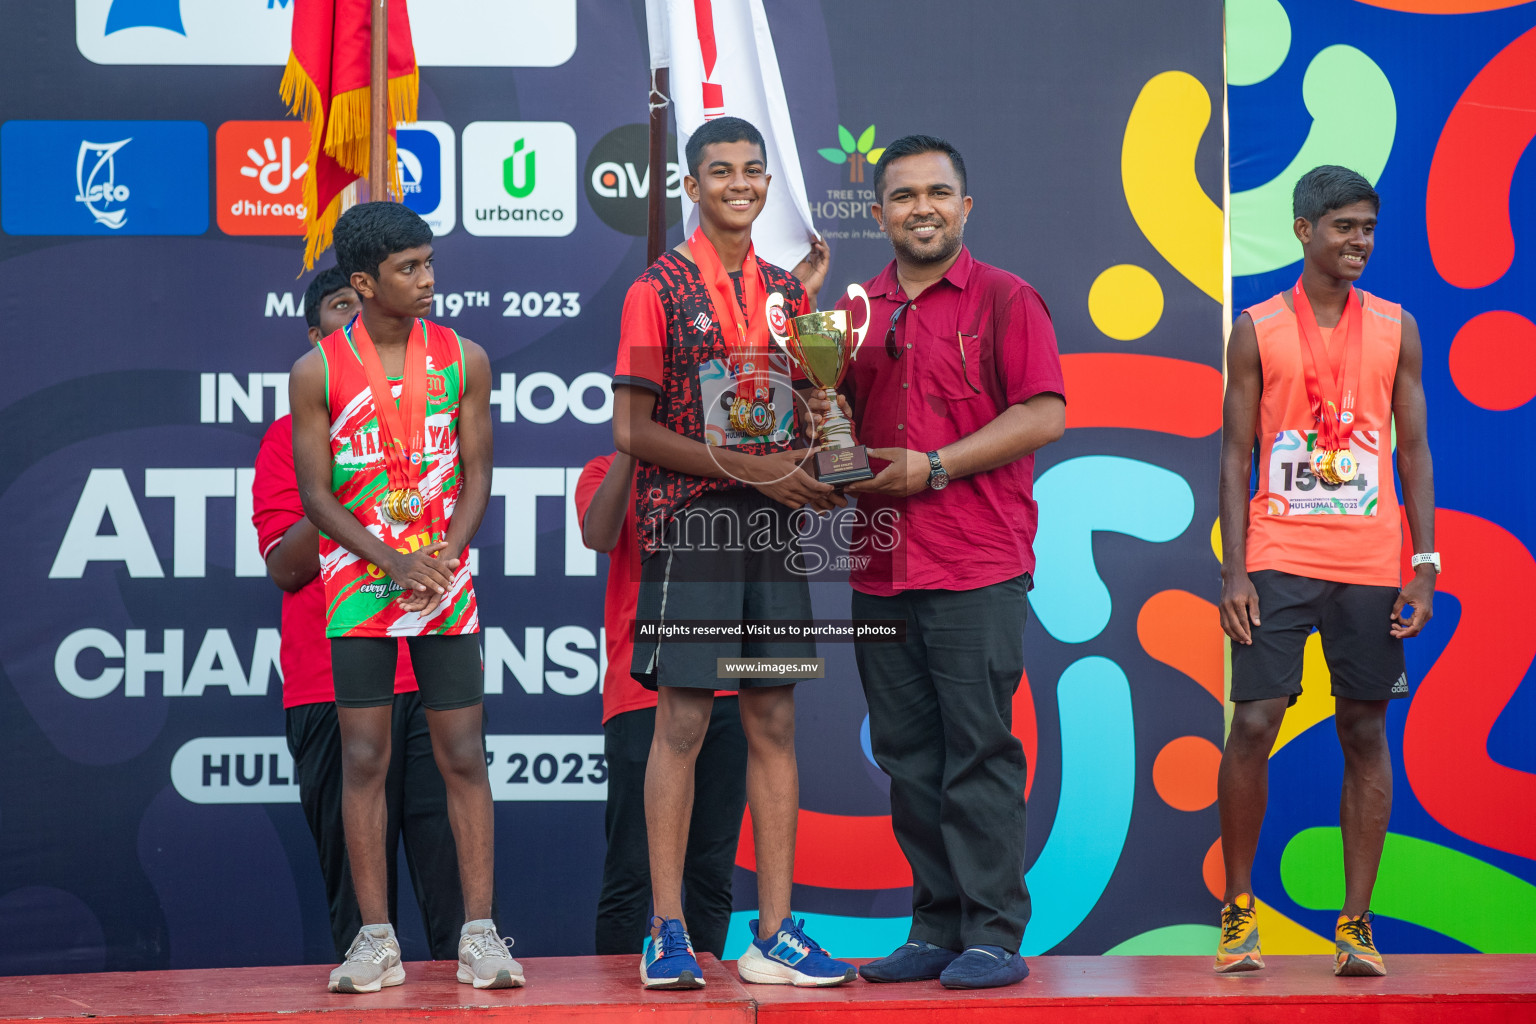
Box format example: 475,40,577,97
280,0,418,269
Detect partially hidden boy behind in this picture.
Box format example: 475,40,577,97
612,114,854,990
254,266,469,966
576,451,748,961
289,201,515,992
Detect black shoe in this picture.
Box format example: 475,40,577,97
858,941,961,983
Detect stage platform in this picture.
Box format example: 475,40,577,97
0,954,1531,1024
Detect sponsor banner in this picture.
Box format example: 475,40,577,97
0,120,208,236
215,120,309,236
76,0,577,67
463,121,577,237
396,121,456,235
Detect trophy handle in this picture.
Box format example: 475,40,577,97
845,283,872,359
765,291,800,366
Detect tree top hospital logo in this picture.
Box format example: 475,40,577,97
1,121,208,236
583,123,682,237
463,122,576,238
396,122,457,235
76,0,577,67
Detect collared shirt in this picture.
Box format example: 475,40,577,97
834,247,1065,596
613,251,809,555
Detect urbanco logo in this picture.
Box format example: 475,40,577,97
463,121,576,238
583,123,681,236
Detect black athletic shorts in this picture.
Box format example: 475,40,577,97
1230,569,1408,705
631,490,816,691
331,633,485,711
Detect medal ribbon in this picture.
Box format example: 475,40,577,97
688,226,772,410
1292,278,1363,453
349,316,427,494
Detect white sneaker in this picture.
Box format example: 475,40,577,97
458,922,525,989
328,925,405,993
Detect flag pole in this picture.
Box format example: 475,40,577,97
368,0,389,201
646,65,670,266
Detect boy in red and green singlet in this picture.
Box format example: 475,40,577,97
289,202,516,993
1216,167,1437,978
254,266,468,965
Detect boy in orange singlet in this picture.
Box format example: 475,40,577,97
1215,166,1437,977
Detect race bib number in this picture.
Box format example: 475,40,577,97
1265,429,1381,516
699,356,796,447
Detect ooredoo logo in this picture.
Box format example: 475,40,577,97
583,123,681,236
463,121,577,238
216,120,309,235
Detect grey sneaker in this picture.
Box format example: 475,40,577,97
328,925,405,993
457,922,525,989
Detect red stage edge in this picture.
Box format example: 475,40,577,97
0,955,1532,1024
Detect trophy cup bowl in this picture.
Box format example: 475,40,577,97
767,284,874,486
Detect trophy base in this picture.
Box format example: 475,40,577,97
815,445,875,486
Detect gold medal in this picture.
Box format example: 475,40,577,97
1331,449,1358,482
1310,448,1338,485
383,488,424,524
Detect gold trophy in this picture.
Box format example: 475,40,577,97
766,284,874,485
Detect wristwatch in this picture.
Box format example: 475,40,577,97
926,451,949,491
1410,552,1441,573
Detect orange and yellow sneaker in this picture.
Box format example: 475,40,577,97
1214,892,1264,973
1335,911,1386,977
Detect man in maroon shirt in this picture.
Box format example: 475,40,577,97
833,135,1066,989
252,266,465,964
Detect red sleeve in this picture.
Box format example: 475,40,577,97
252,415,304,559
997,281,1066,407
614,281,665,394
573,453,615,531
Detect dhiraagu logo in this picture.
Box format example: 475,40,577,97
464,121,576,237
504,138,535,198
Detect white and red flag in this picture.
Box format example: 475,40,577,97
646,0,818,271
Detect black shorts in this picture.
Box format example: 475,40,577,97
1230,569,1408,705
631,490,816,691
331,633,485,711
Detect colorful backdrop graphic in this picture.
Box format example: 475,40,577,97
0,0,1529,975
1228,0,1536,955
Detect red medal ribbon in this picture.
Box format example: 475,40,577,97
1292,278,1364,453
348,316,428,495
688,226,773,416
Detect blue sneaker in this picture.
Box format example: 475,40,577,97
859,940,961,982
939,945,1030,989
736,917,856,987
640,918,704,990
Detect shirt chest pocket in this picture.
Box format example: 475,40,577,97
915,323,989,407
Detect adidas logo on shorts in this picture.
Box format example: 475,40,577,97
1391,673,1409,694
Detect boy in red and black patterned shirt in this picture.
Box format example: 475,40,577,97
612,116,855,990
